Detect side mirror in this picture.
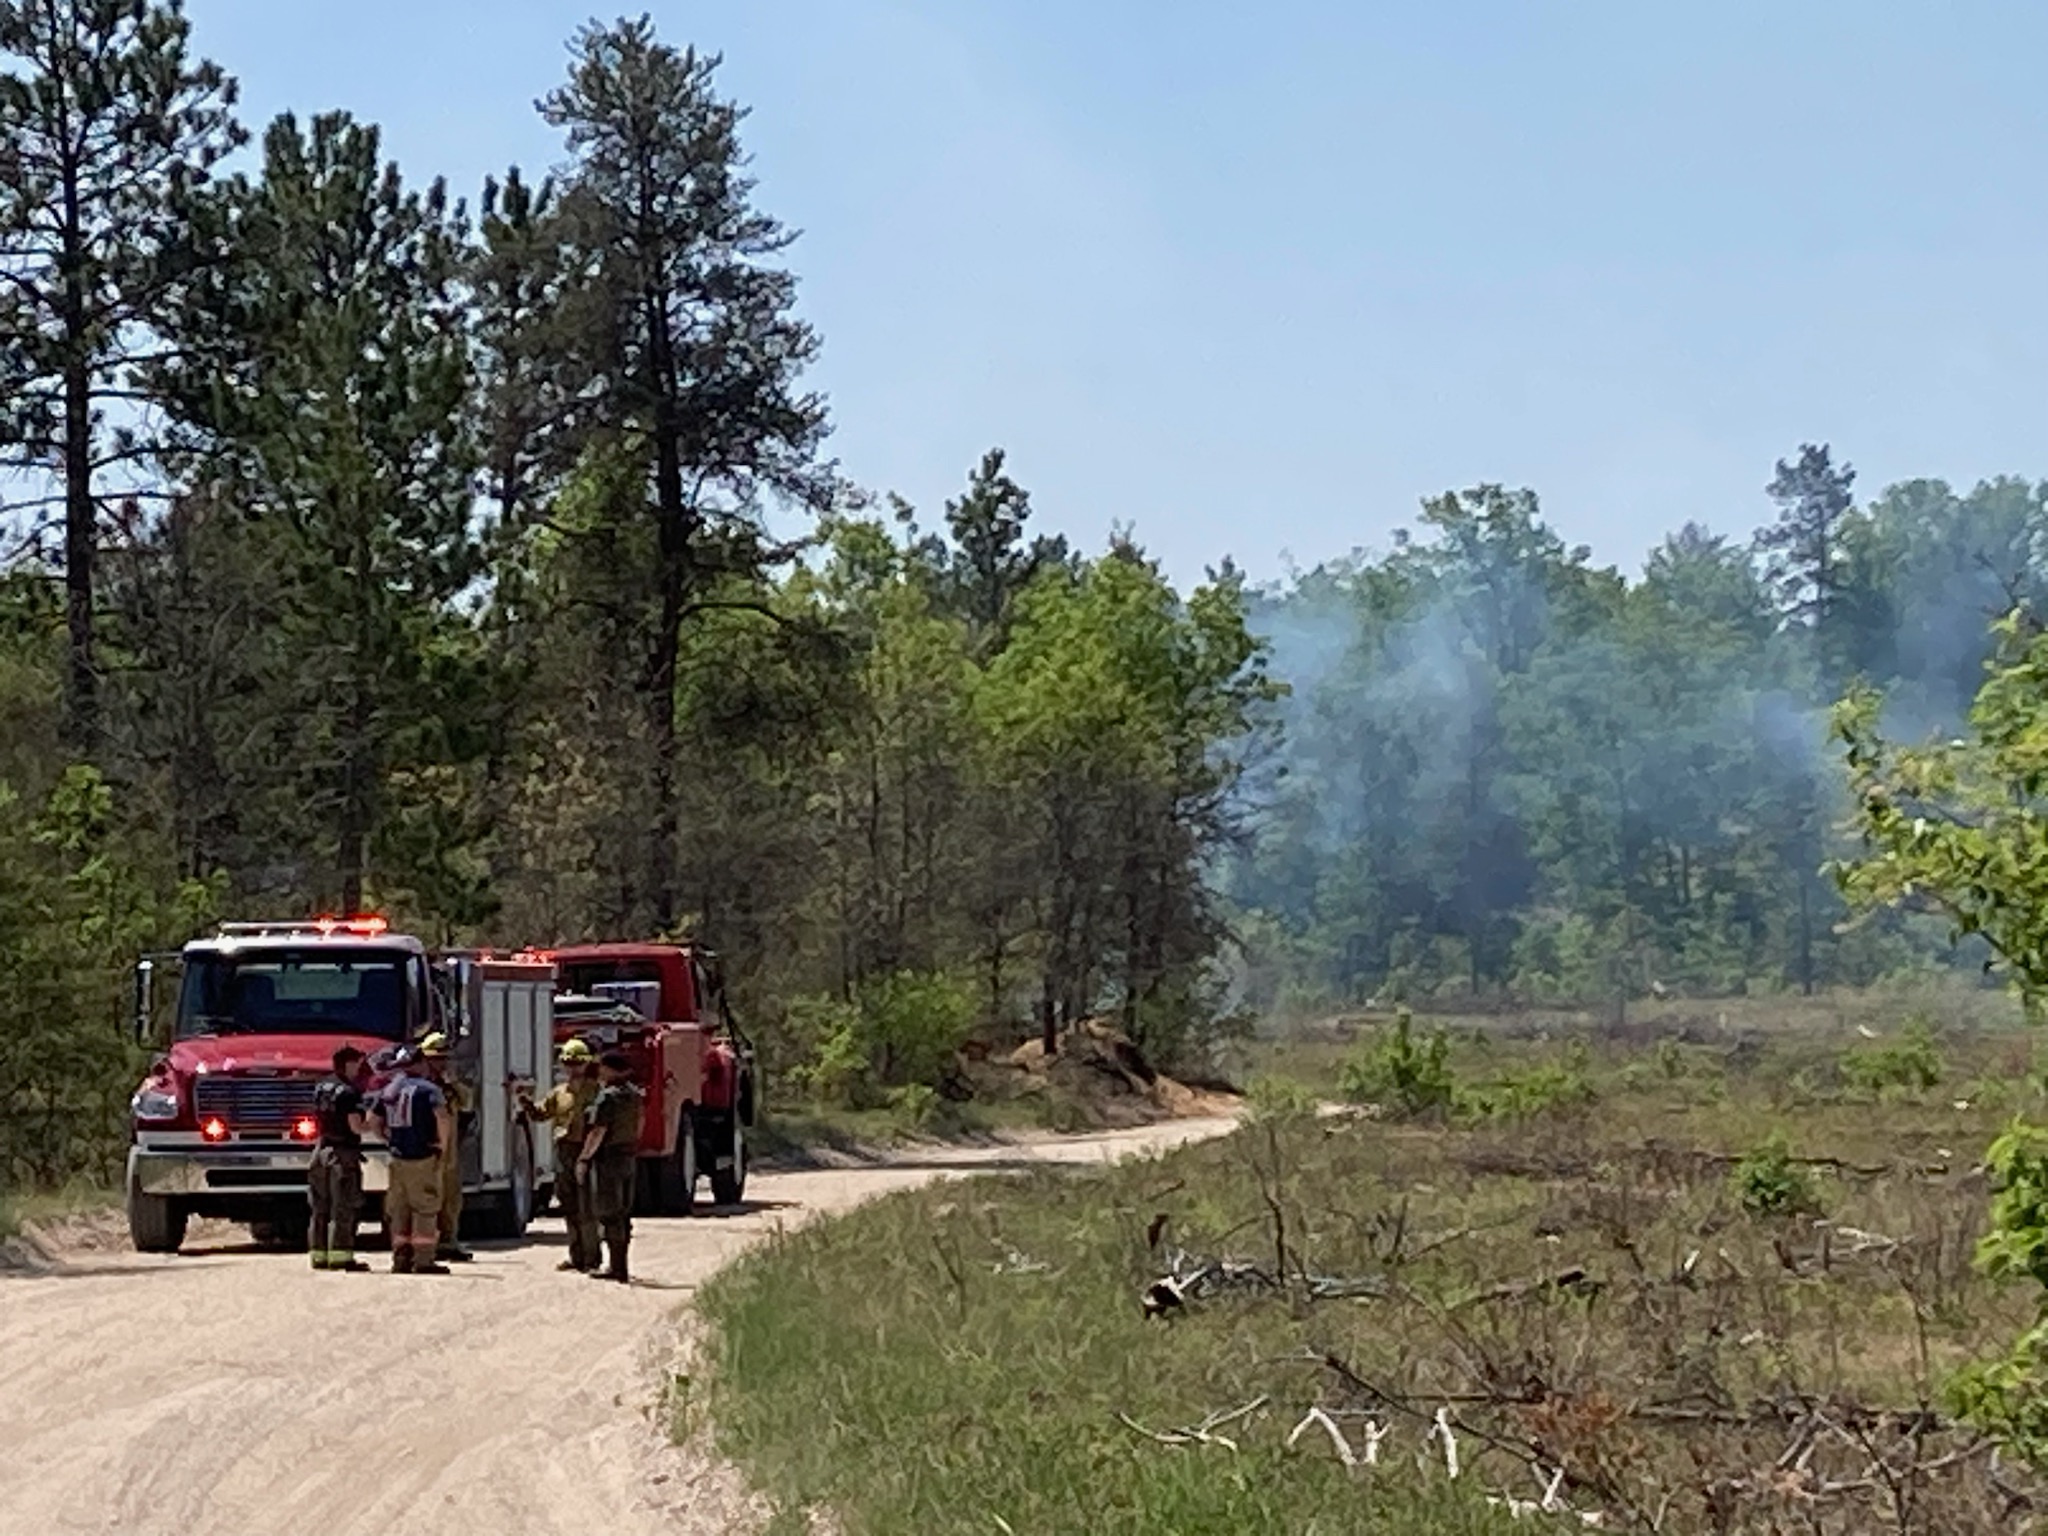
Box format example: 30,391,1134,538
131,959,155,1044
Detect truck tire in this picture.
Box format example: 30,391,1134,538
655,1108,697,1215
507,1124,535,1237
128,1187,188,1254
708,1108,747,1207
249,1216,309,1251
474,1125,536,1240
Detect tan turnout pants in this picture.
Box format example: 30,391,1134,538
386,1155,442,1267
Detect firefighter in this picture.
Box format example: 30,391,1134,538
517,1037,602,1272
367,1046,451,1275
307,1045,371,1272
577,1050,645,1284
416,1031,475,1264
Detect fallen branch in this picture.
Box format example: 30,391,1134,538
1116,1395,1269,1452
1449,1267,1602,1313
1287,1405,1366,1466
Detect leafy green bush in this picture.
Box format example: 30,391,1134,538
1242,1074,1319,1123
784,970,978,1108
1841,1016,1944,1096
0,765,220,1189
860,970,978,1088
887,1082,940,1134
1338,1009,1457,1118
1470,1041,1596,1121
1731,1132,1820,1217
1949,1120,2048,1469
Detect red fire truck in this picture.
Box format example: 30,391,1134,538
540,942,756,1215
125,917,557,1253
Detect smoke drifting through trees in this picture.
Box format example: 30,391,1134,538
1229,469,2048,1010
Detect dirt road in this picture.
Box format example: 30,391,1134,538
0,1116,1235,1535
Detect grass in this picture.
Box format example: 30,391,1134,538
695,1153,1529,1535
0,1178,116,1243
693,989,2048,1534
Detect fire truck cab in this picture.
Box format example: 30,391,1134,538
542,942,756,1215
125,917,556,1254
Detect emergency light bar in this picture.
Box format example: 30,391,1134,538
217,914,391,939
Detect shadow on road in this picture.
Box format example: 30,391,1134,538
667,1197,802,1220
2,1256,244,1280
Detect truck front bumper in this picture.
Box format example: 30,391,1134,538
128,1142,391,1197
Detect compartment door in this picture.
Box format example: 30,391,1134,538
478,982,510,1181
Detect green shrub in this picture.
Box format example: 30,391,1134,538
784,970,978,1108
860,970,977,1088
1242,1074,1319,1123
1950,1120,2048,1470
1338,1009,1457,1118
887,1082,940,1134
1471,1041,1596,1121
1841,1016,1944,1096
1731,1132,1820,1217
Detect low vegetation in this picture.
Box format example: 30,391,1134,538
695,1002,2048,1534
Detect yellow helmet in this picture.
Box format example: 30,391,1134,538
418,1031,450,1058
558,1038,593,1063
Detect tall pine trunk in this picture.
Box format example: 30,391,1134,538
338,511,376,912
61,296,97,754
645,284,689,935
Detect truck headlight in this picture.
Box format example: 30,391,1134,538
132,1087,180,1121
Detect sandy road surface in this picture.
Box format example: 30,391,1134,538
0,1116,1235,1535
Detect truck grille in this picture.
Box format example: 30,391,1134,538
193,1075,321,1129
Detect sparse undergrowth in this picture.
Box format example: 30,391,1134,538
697,1017,2048,1534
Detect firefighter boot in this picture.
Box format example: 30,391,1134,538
586,1235,629,1284
391,1244,415,1275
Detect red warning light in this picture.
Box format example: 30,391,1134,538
313,913,387,937
200,1117,229,1142
291,1116,319,1141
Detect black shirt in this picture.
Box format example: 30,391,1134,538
313,1076,365,1150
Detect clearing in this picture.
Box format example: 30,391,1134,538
691,1001,2048,1534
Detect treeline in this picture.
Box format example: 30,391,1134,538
1230,457,2048,1010
0,4,1273,1183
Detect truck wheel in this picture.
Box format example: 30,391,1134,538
474,1126,536,1240
507,1124,535,1237
655,1108,698,1215
249,1218,307,1251
128,1186,188,1254
708,1109,747,1207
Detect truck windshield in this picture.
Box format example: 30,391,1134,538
177,949,410,1040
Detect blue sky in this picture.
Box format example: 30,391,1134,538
188,2,2048,589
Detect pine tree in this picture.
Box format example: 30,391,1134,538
1758,442,1858,679
539,17,834,931
0,0,242,752
939,448,1069,649
148,111,481,913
